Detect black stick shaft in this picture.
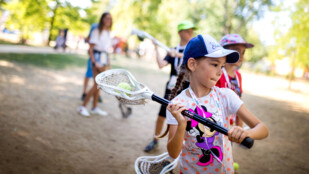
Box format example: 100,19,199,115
151,94,254,149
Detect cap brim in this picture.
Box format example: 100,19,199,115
204,49,239,63
224,42,254,48
178,26,197,32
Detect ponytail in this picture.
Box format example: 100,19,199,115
156,64,188,139
169,64,187,100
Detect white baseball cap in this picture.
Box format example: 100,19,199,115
183,34,240,65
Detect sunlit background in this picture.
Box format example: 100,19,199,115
0,0,308,81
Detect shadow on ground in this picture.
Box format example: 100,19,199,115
0,60,308,174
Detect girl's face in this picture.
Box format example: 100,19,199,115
189,57,226,88
227,44,246,67
103,14,112,27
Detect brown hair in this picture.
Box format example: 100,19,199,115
156,64,189,138
98,12,112,34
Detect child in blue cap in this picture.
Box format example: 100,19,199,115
165,34,268,174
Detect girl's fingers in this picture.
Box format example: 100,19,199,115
228,129,233,141
167,104,172,111
229,127,247,143
175,104,182,111
239,131,248,143
179,106,187,112
231,128,239,142
235,129,243,143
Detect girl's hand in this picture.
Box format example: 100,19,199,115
167,103,187,126
94,62,101,69
228,126,250,144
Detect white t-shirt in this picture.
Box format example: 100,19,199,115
166,86,243,174
89,28,113,53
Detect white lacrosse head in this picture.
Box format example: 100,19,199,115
135,152,179,174
131,29,150,39
95,69,153,105
131,29,171,52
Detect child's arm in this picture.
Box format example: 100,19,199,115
153,41,168,69
89,44,96,66
167,124,186,158
229,104,269,143
166,103,187,159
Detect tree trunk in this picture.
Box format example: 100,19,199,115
47,2,59,46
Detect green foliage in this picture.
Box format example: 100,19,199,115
269,0,309,69
0,52,87,69
48,0,94,42
245,28,268,63
2,0,275,63
97,0,273,61
290,0,309,68
4,0,49,42
3,0,95,43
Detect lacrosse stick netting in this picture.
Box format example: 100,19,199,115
95,69,151,105
135,152,179,174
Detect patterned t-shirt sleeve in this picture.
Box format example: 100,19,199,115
221,88,243,115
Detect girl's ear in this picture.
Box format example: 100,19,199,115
187,58,197,72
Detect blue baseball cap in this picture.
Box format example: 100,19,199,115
183,34,239,65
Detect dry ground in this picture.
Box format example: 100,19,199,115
0,53,309,174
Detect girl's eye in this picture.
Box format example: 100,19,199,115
212,64,218,67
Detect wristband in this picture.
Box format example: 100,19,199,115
92,62,95,67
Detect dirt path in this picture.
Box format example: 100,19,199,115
0,55,309,174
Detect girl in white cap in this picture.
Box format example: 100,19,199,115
165,34,268,174
216,34,255,171
216,34,254,128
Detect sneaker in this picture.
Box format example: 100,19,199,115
144,139,158,152
90,107,108,116
81,93,86,101
78,106,90,117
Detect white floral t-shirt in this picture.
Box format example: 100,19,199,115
166,86,243,174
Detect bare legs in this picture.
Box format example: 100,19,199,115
154,116,166,140
82,77,90,95
82,69,100,108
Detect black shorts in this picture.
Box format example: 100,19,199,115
158,81,190,117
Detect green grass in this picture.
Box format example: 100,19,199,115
0,53,88,69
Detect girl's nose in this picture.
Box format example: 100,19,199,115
217,68,222,76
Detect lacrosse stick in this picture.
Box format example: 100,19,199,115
131,29,171,52
95,69,254,149
135,152,179,174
